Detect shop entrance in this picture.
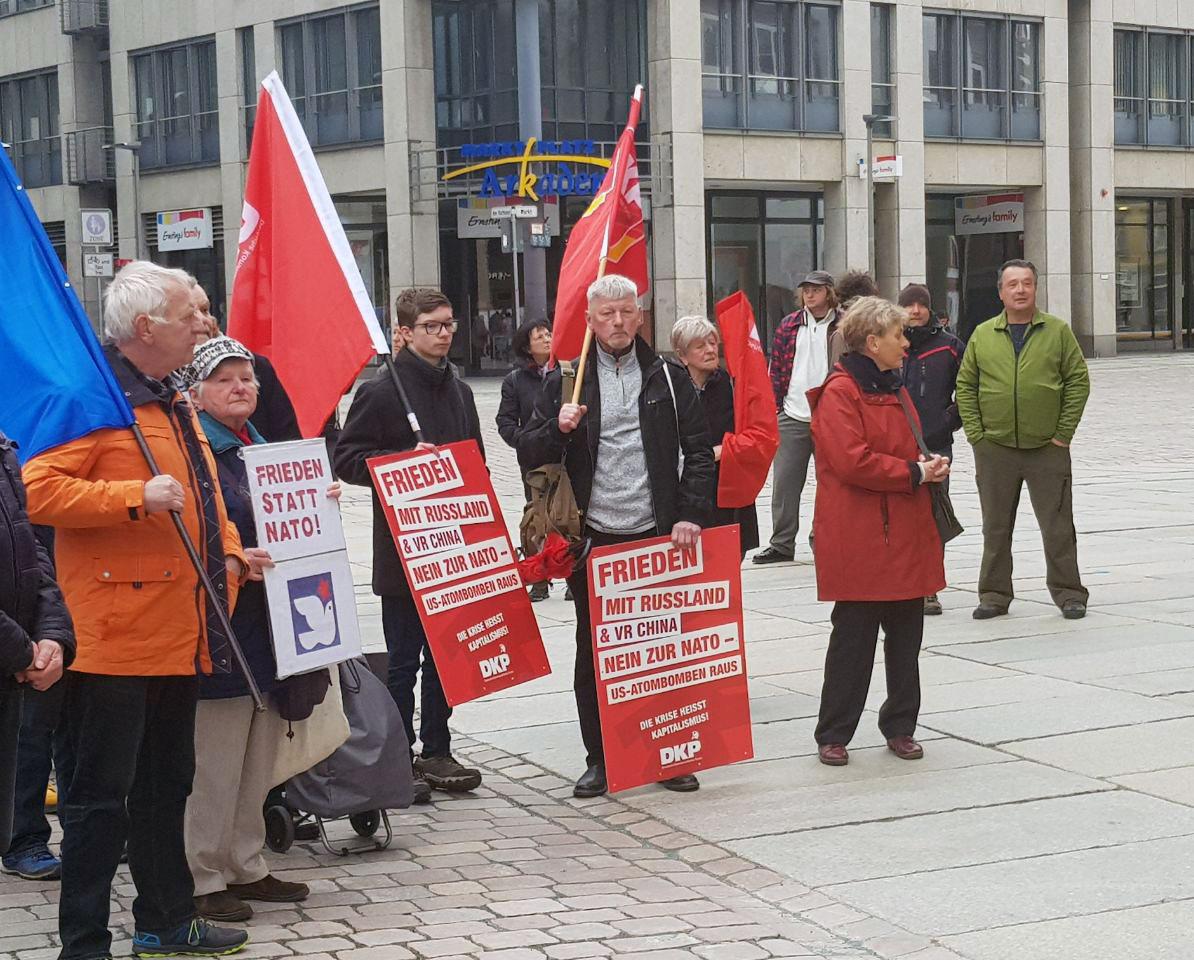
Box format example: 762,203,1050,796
925,193,1024,342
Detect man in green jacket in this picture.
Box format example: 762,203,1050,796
956,259,1091,621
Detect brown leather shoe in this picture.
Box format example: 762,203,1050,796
818,743,848,766
886,736,924,760
194,890,251,922
228,874,309,902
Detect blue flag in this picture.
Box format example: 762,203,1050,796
0,147,134,463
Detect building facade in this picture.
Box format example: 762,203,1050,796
1,0,1189,367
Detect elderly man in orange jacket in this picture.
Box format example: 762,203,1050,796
23,261,251,960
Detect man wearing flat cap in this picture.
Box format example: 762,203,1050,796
756,270,840,565
899,283,963,615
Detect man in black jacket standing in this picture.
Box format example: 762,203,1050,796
899,283,963,615
334,288,483,801
520,274,715,798
0,432,74,854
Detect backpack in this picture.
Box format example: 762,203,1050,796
519,360,583,556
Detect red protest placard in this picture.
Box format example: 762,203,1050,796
368,440,550,706
587,525,753,793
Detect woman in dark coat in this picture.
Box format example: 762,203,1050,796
807,297,949,768
495,320,553,600
670,316,760,559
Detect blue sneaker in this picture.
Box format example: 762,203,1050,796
1,847,61,880
132,919,248,957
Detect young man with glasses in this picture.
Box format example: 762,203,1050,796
334,288,484,801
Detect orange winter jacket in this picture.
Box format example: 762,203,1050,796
22,349,243,677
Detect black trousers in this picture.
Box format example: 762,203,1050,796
58,672,199,960
815,598,924,747
566,525,657,768
382,593,452,759
5,680,67,859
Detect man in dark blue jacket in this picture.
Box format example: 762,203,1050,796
0,432,74,857
899,283,963,616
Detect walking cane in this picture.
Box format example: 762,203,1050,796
131,424,265,712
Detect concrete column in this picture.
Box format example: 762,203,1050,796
109,49,139,262
647,0,705,351
382,0,440,302
824,0,871,281
1068,0,1117,356
515,0,548,322
1024,13,1071,323
889,0,926,293
216,27,244,302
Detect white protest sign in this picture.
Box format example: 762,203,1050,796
241,438,361,678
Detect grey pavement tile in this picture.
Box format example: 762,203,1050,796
1112,765,1194,806
616,757,1096,841
929,620,1194,664
728,791,1194,887
942,897,1194,960
917,687,1192,744
824,833,1194,937
1002,716,1194,778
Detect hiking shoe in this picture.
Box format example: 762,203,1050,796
132,918,248,957
228,874,308,903
194,891,251,923
1,847,61,880
924,594,943,616
412,774,433,805
752,546,793,565
416,754,482,793
972,603,1008,620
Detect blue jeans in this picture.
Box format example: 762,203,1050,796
4,681,67,859
381,594,452,759
58,672,199,960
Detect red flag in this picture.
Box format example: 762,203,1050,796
715,292,780,508
551,86,648,361
228,72,389,437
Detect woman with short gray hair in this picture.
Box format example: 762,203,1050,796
671,316,760,559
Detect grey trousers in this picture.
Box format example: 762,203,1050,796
973,439,1088,610
769,413,815,555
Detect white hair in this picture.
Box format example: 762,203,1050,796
671,315,719,354
587,274,640,306
103,260,195,343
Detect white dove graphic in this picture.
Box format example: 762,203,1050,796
292,594,338,651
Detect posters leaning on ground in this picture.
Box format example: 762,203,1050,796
587,526,754,792
369,440,551,705
242,438,362,678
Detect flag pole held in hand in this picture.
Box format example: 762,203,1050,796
383,354,425,445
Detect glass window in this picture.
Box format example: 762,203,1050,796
1148,32,1184,146
1116,198,1172,342
924,12,1038,140
0,70,60,187
239,27,256,152
1114,29,1144,144
701,0,840,132
0,0,52,17
870,4,894,137
277,4,384,148
131,40,219,170
432,0,520,146
707,191,823,345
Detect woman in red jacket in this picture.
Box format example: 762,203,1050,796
808,297,950,767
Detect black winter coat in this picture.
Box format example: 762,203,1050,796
696,369,760,554
196,413,278,700
333,349,484,598
902,323,964,452
519,337,715,533
496,363,547,476
249,353,302,443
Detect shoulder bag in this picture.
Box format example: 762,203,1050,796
895,390,964,544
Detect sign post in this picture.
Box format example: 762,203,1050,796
493,205,538,331
586,526,753,792
368,440,550,705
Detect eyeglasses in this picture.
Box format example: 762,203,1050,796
412,320,459,336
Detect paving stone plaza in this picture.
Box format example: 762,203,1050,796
4,354,1194,960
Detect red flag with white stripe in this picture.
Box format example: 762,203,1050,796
229,71,389,437
550,86,648,362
